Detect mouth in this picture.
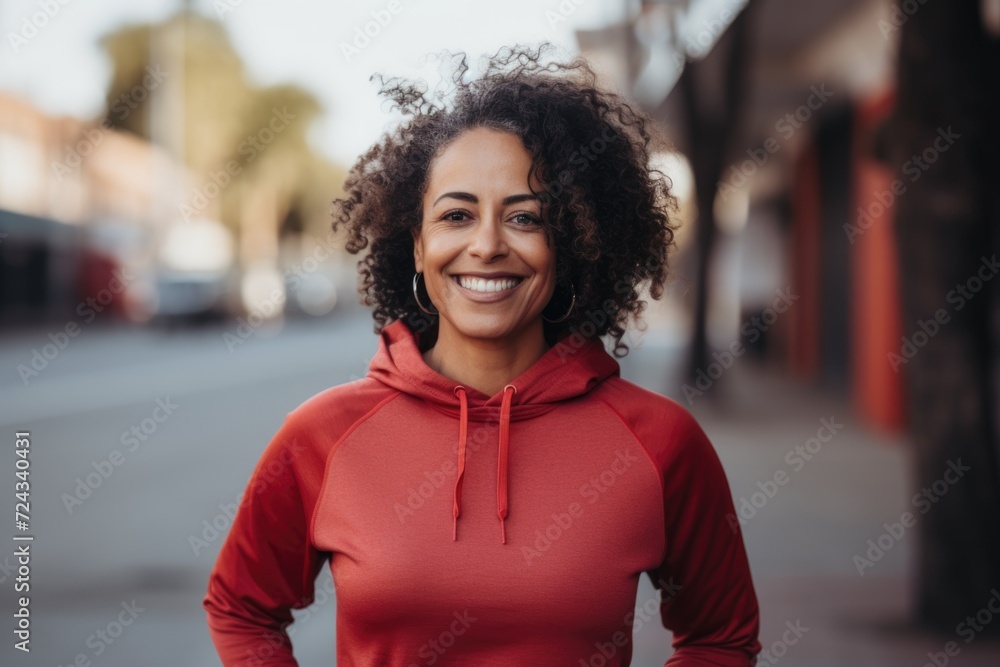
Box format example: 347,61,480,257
451,275,524,294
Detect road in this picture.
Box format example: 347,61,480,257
0,310,383,666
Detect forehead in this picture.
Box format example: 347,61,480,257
425,128,539,195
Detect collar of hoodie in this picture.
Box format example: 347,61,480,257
367,319,620,544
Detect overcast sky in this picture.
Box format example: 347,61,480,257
1,0,632,168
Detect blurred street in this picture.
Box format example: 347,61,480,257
0,309,375,666
1,308,998,666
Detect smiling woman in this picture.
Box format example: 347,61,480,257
411,127,559,396
202,41,762,667
332,42,680,363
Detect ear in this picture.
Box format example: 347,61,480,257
411,225,423,273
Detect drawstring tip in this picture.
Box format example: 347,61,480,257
453,517,458,542
500,519,506,544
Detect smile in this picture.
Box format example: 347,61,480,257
452,275,523,293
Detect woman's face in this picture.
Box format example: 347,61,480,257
412,127,557,345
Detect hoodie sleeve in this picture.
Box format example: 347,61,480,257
202,412,329,666
649,409,762,666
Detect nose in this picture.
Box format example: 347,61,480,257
466,213,508,260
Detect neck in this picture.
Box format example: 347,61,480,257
422,319,550,397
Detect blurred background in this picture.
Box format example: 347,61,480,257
1,0,999,665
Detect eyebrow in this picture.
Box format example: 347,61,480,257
431,191,540,208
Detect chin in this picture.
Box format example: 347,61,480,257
447,314,525,339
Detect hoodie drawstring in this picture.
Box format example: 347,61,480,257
451,383,517,544
452,386,468,542
497,383,515,544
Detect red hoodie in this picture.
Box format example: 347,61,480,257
202,319,761,666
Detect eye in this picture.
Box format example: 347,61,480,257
441,209,470,222
510,212,542,226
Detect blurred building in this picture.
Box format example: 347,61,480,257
0,92,248,326
0,92,196,225
578,0,908,431
2,93,169,325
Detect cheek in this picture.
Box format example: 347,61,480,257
530,246,557,280
419,229,460,265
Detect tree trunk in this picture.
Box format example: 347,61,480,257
678,5,755,383
888,0,1000,632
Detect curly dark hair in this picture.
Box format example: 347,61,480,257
330,42,679,358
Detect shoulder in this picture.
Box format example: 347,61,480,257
264,377,401,476
592,376,715,472
286,376,400,434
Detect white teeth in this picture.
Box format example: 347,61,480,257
455,275,522,293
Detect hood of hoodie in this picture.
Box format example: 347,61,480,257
368,319,620,419
366,318,621,543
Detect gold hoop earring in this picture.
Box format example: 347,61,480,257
542,282,576,323
412,272,439,316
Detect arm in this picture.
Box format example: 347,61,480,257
650,411,761,666
202,414,329,666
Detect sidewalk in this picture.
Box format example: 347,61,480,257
624,337,1000,666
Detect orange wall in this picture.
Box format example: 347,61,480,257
849,89,906,432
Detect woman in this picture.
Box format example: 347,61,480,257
203,43,761,666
